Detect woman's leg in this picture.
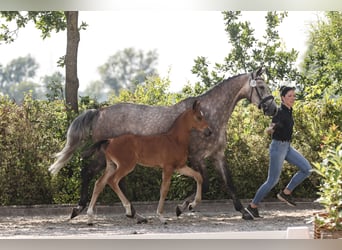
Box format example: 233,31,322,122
251,140,289,205
284,146,312,192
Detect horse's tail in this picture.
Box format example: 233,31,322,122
48,109,99,175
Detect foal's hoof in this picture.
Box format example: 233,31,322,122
70,205,86,219
125,205,136,219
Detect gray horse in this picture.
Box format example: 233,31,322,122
49,68,277,220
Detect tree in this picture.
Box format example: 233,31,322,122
301,11,342,100
42,71,65,101
81,80,108,102
98,47,159,94
64,11,80,112
188,11,299,95
0,54,42,101
0,11,87,113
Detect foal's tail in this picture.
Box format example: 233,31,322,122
48,109,99,175
82,140,109,159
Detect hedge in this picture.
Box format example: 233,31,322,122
0,90,341,205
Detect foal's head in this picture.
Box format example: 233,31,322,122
187,100,212,137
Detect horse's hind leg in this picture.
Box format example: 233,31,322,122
212,153,253,220
176,166,203,214
71,154,106,219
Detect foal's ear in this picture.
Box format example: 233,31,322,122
192,100,201,111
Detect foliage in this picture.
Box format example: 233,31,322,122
0,11,88,113
313,143,342,230
188,11,299,95
43,71,65,101
0,11,67,43
0,94,68,205
110,74,184,106
0,54,42,101
0,11,87,43
97,47,159,95
301,11,342,100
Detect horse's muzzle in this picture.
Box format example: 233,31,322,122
259,95,277,116
204,127,212,137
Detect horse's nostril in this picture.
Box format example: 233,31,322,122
205,128,212,136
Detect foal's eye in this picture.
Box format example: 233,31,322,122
196,115,202,121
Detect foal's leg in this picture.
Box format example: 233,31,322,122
156,168,173,224
176,158,207,216
107,163,137,219
176,165,203,213
86,166,115,225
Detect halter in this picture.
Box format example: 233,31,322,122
249,75,274,110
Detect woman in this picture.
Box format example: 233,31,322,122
245,86,312,219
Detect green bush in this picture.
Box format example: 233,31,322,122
313,143,342,230
0,82,341,205
0,94,67,205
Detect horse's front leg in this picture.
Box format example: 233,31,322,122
157,169,172,224
212,152,253,220
176,166,203,211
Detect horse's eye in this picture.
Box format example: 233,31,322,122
196,115,202,121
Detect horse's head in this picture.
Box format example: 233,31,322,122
247,67,277,116
190,100,212,137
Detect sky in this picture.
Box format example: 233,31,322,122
0,11,320,93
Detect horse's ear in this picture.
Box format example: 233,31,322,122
256,67,265,77
193,100,200,111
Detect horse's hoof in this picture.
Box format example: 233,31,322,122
176,205,182,217
87,222,94,226
137,217,148,224
135,212,147,224
70,205,85,219
188,204,193,211
242,210,254,220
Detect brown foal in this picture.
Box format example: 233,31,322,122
86,100,211,224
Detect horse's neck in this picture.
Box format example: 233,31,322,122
201,74,247,119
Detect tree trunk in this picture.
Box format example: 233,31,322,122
64,11,79,113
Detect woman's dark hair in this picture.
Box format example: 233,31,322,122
280,86,296,97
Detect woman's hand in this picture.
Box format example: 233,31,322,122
265,123,275,135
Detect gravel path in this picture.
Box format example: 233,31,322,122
0,200,323,239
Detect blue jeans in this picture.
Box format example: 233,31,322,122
252,140,312,205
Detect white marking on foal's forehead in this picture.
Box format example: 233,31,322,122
200,111,204,116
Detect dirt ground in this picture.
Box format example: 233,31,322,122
0,200,323,239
